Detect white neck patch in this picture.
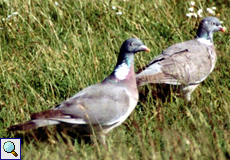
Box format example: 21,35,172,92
114,61,130,80
197,38,212,45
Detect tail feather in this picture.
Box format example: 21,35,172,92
136,72,170,86
136,69,181,86
136,62,165,86
8,119,60,131
31,109,63,119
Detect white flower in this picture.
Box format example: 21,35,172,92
197,9,203,17
116,11,122,15
220,21,224,24
12,12,18,15
184,138,190,145
191,1,195,6
7,15,12,19
188,7,194,12
207,8,215,15
212,7,216,10
186,13,197,18
55,1,59,6
3,12,19,21
112,6,116,10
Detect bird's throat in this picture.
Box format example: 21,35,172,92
114,54,133,80
197,38,212,45
197,27,213,45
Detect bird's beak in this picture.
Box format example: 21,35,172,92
219,25,226,33
136,45,150,52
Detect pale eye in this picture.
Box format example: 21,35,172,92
130,42,135,46
211,22,216,25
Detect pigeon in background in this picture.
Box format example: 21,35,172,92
136,16,225,101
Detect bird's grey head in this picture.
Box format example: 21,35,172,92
120,38,150,54
197,16,225,40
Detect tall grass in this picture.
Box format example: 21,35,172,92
0,0,229,159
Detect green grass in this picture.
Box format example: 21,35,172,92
0,0,230,159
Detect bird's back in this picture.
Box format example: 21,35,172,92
136,39,217,86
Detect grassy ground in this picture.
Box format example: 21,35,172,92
0,0,230,159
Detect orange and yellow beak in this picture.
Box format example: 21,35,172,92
219,26,226,33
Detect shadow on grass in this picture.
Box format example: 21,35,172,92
138,84,181,103
8,126,92,146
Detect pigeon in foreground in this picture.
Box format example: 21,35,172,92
136,17,225,101
8,38,150,144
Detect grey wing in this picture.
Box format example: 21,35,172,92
54,83,130,126
136,39,216,86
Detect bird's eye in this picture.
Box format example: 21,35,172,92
211,22,215,25
130,42,135,46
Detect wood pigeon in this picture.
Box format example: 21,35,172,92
136,17,225,101
8,38,150,144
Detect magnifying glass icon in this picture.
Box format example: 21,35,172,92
3,141,18,157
